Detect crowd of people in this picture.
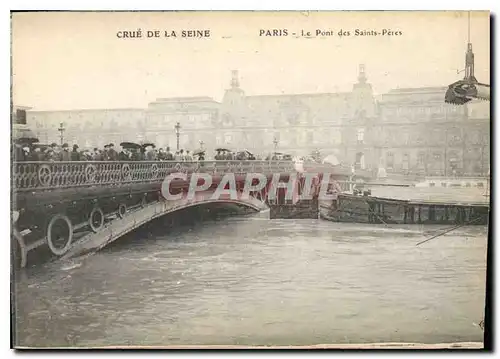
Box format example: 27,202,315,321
12,142,279,163
12,142,206,162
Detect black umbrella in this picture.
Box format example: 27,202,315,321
193,149,206,156
13,125,39,144
120,141,141,149
33,143,50,151
140,141,156,149
239,150,254,156
215,148,231,152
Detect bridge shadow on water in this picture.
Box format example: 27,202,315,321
15,203,259,272
101,202,258,253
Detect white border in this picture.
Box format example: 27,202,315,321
2,1,498,358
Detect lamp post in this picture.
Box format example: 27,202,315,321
270,136,279,164
58,122,66,145
199,140,204,150
175,122,181,151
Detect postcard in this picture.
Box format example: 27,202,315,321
11,10,490,349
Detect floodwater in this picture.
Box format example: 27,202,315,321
13,208,488,347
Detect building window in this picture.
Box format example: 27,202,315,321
402,129,410,145
417,152,426,166
386,152,394,169
357,128,365,144
402,153,410,168
355,152,365,169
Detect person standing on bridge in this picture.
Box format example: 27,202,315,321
60,143,71,161
49,143,62,161
184,150,193,162
157,148,166,160
145,145,156,161
164,147,174,160
118,148,130,161
31,147,45,161
71,144,80,161
93,147,103,161
106,143,119,161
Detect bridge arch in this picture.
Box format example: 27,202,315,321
60,190,268,261
12,159,366,268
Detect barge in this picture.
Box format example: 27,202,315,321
320,186,490,225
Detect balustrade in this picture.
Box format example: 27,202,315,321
13,160,296,192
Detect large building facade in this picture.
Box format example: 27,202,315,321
373,87,490,177
24,66,490,176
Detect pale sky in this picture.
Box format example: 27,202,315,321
12,11,490,111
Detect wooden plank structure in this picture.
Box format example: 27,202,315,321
320,187,490,225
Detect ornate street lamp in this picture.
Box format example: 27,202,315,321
273,136,279,153
199,140,204,150
58,122,66,145
175,122,181,151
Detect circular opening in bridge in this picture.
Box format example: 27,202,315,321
118,204,127,218
47,214,73,256
89,207,104,233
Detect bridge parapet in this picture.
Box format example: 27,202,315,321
13,160,296,192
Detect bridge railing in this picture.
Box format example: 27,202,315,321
12,160,297,192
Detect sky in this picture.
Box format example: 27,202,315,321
11,11,490,111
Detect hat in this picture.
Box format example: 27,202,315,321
50,142,58,147
104,144,110,148
62,143,69,148
108,143,114,147
73,144,79,149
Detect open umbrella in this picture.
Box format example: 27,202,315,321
215,148,231,152
140,141,156,149
322,154,340,166
237,150,256,160
120,141,141,149
33,143,51,151
13,125,39,144
193,149,206,156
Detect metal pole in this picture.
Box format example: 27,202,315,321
175,122,180,151
444,129,447,177
58,122,65,145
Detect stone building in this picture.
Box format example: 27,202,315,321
23,67,490,177
27,108,146,148
145,97,220,151
212,67,372,159
374,87,490,177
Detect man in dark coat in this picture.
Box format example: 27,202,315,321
93,147,103,161
107,143,119,161
118,148,130,161
71,144,80,161
164,147,174,160
60,143,71,161
13,144,26,161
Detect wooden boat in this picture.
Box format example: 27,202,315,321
320,190,489,225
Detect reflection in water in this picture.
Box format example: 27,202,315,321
13,207,487,347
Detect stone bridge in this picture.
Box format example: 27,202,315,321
11,160,371,268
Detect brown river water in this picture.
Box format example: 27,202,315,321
12,208,488,347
